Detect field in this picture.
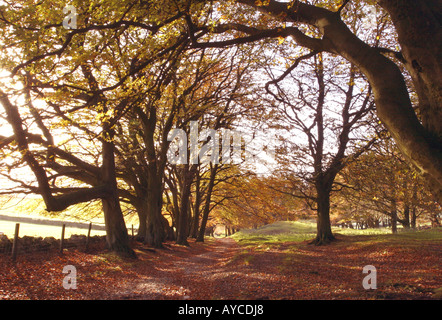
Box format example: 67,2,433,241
0,219,107,239
0,196,124,239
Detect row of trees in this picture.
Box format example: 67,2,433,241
0,1,270,256
0,0,440,255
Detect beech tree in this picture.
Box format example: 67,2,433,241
0,0,193,255
265,49,377,244
187,0,442,204
0,80,136,256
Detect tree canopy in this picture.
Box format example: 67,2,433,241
0,0,440,255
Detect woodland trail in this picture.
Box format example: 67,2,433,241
113,238,254,300
110,234,441,300
113,237,297,300
1,233,439,300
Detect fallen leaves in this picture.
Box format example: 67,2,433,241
0,235,440,300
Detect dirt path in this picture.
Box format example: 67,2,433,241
112,237,311,300
114,238,248,300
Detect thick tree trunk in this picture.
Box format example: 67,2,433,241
411,206,417,229
145,172,166,248
176,166,195,246
101,139,136,258
101,196,135,257
391,211,398,234
378,0,442,204
312,187,335,245
401,205,411,229
140,105,168,248
379,0,442,140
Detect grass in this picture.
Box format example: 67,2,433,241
231,221,318,246
230,220,442,247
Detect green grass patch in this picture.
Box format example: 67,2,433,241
231,220,442,247
231,221,318,247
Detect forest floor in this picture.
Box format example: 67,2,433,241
1,224,441,300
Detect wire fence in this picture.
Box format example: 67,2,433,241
0,221,114,260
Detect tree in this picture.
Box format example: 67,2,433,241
0,0,191,255
160,44,264,245
187,0,442,204
265,49,377,244
0,76,136,257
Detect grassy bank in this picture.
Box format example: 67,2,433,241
230,220,442,247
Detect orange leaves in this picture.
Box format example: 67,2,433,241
255,0,270,7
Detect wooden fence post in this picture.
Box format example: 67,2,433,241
60,224,66,254
11,223,20,261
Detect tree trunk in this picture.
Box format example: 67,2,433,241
140,105,167,248
401,205,411,229
101,139,135,258
176,165,195,246
411,206,417,229
134,200,147,241
101,196,135,257
391,211,398,234
312,187,335,245
190,172,201,239
378,0,442,142
145,172,166,248
196,164,218,242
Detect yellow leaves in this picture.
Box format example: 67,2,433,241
255,0,270,7
287,0,298,11
278,36,285,45
95,109,113,123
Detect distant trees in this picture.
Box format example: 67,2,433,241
214,173,301,229
338,137,442,233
